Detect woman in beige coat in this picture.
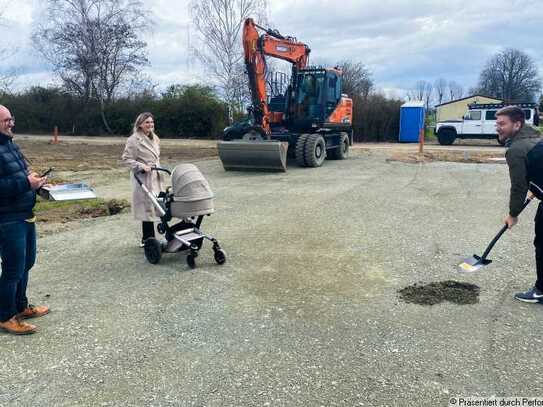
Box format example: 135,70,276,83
122,112,164,246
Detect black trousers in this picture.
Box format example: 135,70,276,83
535,203,543,291
142,221,155,242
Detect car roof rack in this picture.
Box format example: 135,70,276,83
468,102,538,110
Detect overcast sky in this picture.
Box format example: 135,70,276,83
1,0,541,99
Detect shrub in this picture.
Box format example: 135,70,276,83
0,84,228,139
352,94,403,142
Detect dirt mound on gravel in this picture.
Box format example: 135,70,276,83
398,280,480,305
35,198,130,223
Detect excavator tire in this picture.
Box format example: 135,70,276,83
295,134,310,166
328,132,349,160
303,133,326,167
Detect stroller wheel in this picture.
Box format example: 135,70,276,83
187,254,196,269
144,238,162,265
214,249,226,265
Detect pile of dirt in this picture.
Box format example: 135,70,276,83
387,151,505,165
35,198,130,224
106,199,129,215
398,280,480,305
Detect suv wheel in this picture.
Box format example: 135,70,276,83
437,129,456,145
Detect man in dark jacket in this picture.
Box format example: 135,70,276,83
0,105,50,335
497,105,543,303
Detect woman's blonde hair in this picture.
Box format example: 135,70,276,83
132,112,157,139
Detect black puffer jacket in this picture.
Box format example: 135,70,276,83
0,132,35,222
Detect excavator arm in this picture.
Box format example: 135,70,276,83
243,18,310,137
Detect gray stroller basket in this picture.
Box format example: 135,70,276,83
134,163,225,269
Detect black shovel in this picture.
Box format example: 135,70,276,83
458,198,532,273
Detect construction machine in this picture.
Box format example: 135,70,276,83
217,18,353,171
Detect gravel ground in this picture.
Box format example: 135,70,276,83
1,149,543,406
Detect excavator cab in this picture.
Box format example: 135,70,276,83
288,68,342,131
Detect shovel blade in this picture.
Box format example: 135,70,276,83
217,140,288,172
458,255,492,273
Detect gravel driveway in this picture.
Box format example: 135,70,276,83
2,150,542,406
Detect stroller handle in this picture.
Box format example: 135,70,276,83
134,166,171,187
136,166,172,175
151,166,172,176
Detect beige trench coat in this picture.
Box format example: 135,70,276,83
121,132,164,221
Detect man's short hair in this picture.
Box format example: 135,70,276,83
496,105,526,126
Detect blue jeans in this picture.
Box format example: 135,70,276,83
0,220,36,322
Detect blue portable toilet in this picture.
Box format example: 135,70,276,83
399,101,425,143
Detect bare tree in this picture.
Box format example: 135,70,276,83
424,83,433,110
407,80,424,101
434,78,447,105
476,48,541,103
123,72,158,100
448,80,464,101
337,60,373,100
0,52,16,93
416,81,429,102
0,3,17,92
190,0,268,121
32,0,150,132
408,80,433,108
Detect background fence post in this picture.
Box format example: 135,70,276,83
52,126,59,144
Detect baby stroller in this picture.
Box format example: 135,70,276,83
133,164,226,269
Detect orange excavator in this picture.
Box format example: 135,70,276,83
217,18,353,171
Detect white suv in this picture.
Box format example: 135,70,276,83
435,103,540,145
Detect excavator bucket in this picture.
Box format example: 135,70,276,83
217,140,288,172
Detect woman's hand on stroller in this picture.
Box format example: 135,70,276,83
141,164,153,173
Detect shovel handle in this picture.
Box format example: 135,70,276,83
481,198,533,260
481,224,508,260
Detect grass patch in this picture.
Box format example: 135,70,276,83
35,198,130,223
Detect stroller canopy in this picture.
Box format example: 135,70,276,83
170,164,214,217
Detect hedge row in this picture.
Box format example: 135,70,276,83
0,84,229,138
1,85,404,142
